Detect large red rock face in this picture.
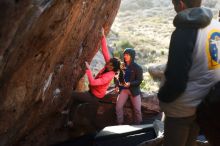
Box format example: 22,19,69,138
0,0,121,145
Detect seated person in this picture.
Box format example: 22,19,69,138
115,48,143,125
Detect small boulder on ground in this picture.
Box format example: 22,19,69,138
148,64,166,81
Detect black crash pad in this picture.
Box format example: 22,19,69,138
94,124,156,146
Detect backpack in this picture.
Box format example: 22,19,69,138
200,81,220,107
197,81,220,118
196,81,220,146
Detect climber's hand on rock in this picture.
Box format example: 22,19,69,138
115,87,119,93
101,27,105,36
85,61,90,70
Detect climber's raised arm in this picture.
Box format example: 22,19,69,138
101,28,110,62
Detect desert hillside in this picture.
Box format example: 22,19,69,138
92,0,220,93
111,0,220,65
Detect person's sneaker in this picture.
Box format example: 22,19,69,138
65,120,74,128
61,110,69,115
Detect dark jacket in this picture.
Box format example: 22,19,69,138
117,48,143,96
158,7,213,102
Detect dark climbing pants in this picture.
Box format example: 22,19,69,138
67,91,99,121
72,91,99,104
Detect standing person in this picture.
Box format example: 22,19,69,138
115,48,143,125
65,28,121,127
157,0,220,146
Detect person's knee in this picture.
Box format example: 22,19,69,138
133,106,141,112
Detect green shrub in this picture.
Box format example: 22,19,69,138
117,40,134,49
113,49,124,59
140,79,151,91
113,40,135,59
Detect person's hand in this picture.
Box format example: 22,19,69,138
85,61,90,70
124,82,130,88
115,87,119,93
101,27,105,36
120,62,126,70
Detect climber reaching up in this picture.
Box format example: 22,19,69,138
64,27,121,128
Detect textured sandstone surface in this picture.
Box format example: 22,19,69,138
0,0,120,145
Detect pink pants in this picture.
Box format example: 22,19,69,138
116,89,142,124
